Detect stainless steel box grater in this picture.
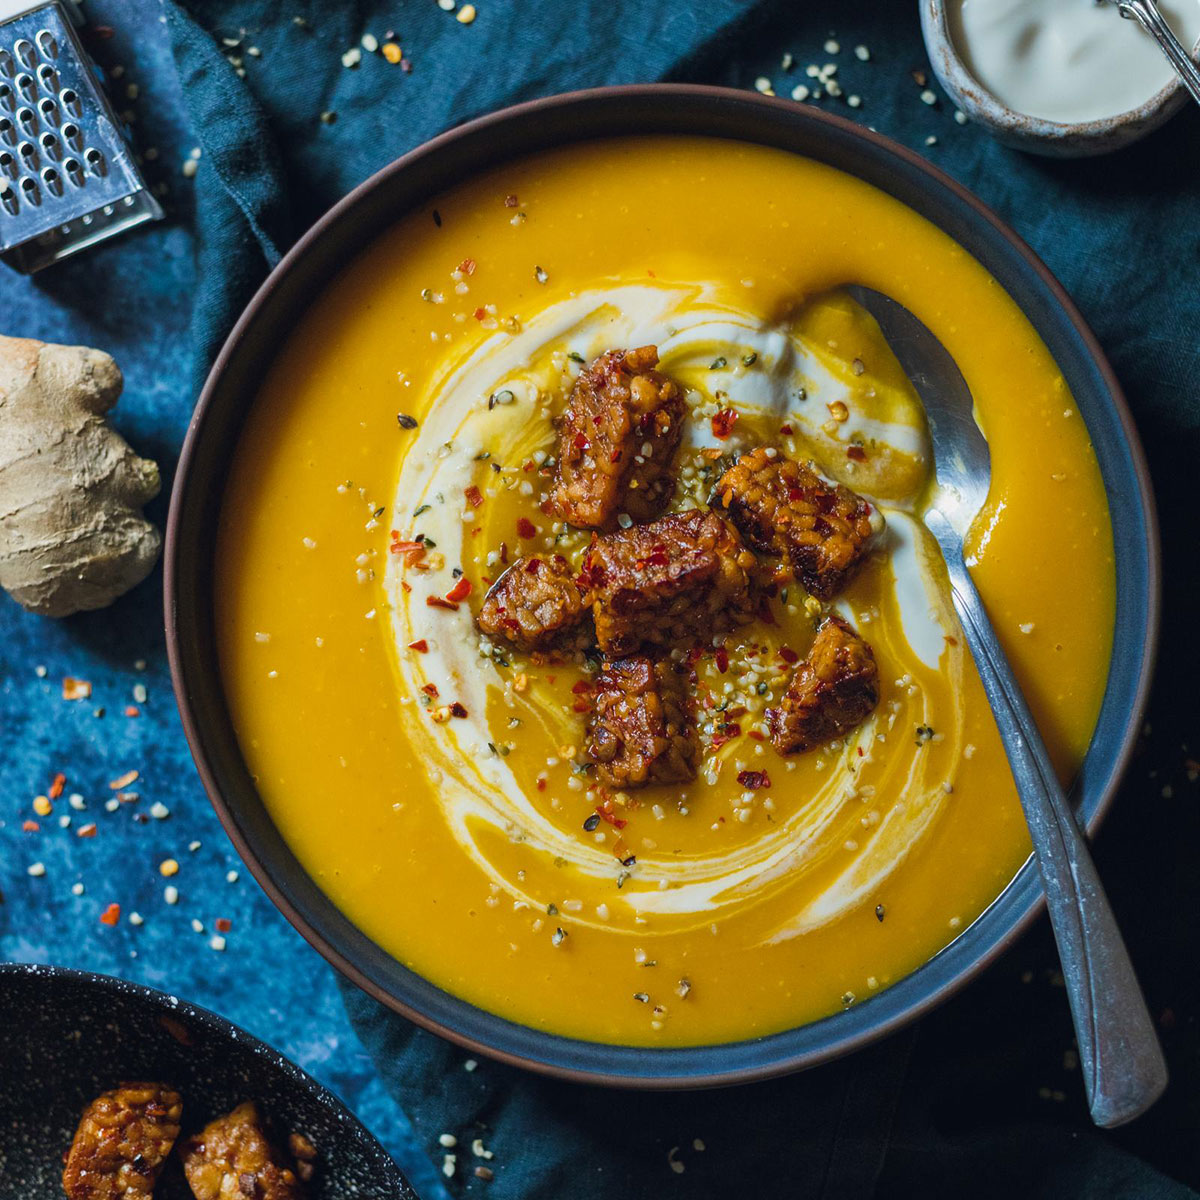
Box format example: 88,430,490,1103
0,1,162,273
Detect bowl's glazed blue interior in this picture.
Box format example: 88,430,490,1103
167,86,1158,1087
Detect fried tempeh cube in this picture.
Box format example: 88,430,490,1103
476,553,593,654
714,447,881,600
767,615,879,754
179,1101,306,1200
62,1081,182,1200
586,656,698,788
583,509,758,658
551,345,686,529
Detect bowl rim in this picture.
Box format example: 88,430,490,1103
165,82,1161,1089
0,961,412,1193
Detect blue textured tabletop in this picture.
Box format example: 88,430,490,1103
2,3,1199,1198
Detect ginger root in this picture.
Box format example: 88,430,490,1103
0,335,161,617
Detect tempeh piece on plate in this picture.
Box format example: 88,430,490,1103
62,1082,183,1200
178,1101,306,1200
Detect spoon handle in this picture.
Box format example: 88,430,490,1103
929,516,1168,1128
1116,0,1200,106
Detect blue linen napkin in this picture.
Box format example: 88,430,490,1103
161,1,1200,1196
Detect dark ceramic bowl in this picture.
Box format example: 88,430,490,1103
166,85,1159,1088
0,963,415,1198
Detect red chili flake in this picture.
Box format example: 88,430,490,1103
124,706,140,718
711,408,739,439
573,432,590,450
473,307,487,320
714,647,729,673
737,769,772,790
449,702,469,718
522,460,535,472
401,581,412,593
391,540,426,564
78,823,97,838
747,730,766,742
422,683,440,698
21,820,38,832
109,769,139,790
596,799,628,829
525,558,542,575
215,917,233,933
464,485,484,508
516,517,537,539
570,680,592,694
426,595,459,611
571,699,592,713
504,193,519,207
779,647,799,664
457,258,477,276
545,674,557,684
780,423,794,435
99,903,121,926
48,773,66,800
857,746,865,757
62,677,92,701
445,576,473,603
408,639,429,653
536,778,547,791
846,445,867,462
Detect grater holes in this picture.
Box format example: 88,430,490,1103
39,130,60,160
59,87,81,117
36,30,59,60
63,156,83,186
37,63,58,93
61,120,81,150
1,178,17,215
0,149,15,177
0,82,13,112
15,72,35,103
0,117,13,147
14,39,36,69
38,97,58,124
16,106,36,137
20,175,40,206
85,146,106,176
41,165,61,196
0,48,14,79
18,140,37,170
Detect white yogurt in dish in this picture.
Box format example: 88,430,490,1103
949,0,1200,123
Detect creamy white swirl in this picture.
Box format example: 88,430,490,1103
385,282,964,943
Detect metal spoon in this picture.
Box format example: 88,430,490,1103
1103,0,1200,107
848,285,1168,1129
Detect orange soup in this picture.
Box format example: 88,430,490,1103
216,137,1114,1046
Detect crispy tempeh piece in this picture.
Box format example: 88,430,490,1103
586,656,698,788
583,508,758,657
475,553,593,654
551,346,686,529
62,1081,182,1200
714,447,882,600
767,615,879,754
179,1101,306,1200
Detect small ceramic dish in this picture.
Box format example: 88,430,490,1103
921,0,1199,156
0,962,415,1199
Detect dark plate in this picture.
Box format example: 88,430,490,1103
0,963,415,1198
166,85,1159,1088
